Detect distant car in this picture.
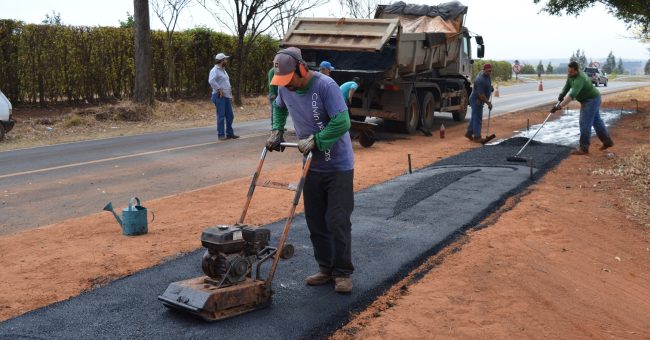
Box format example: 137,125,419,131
0,90,16,141
583,67,608,87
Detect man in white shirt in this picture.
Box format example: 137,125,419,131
208,53,239,140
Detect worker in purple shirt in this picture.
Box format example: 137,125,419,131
466,63,493,142
266,47,355,294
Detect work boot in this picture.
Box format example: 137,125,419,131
599,138,614,151
334,277,353,294
227,134,240,139
464,132,473,141
305,272,332,286
218,136,227,141
472,136,482,143
571,147,589,155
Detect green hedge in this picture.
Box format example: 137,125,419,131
471,59,512,82
0,20,279,104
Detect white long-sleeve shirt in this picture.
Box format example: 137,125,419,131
208,65,232,98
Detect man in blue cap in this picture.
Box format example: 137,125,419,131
319,61,334,76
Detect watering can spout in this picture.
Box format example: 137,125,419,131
103,202,123,226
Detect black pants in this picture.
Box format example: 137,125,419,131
303,170,355,277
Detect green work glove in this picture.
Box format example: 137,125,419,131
266,130,285,152
298,134,315,156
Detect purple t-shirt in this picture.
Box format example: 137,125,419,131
276,72,354,172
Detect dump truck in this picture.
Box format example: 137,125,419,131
281,1,485,134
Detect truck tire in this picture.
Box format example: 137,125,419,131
420,92,435,131
604,80,608,87
452,88,468,122
0,123,5,141
402,93,420,134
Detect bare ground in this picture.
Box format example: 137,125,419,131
333,93,650,339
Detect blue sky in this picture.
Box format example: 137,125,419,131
2,0,648,61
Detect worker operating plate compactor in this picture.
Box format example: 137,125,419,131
158,143,311,321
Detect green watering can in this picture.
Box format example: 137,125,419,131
103,197,154,236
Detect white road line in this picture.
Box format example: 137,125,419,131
0,132,269,180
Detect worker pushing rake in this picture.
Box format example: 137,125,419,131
507,60,615,162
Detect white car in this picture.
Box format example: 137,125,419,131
0,90,16,140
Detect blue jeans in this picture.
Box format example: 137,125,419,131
467,99,483,138
579,95,609,150
211,93,234,137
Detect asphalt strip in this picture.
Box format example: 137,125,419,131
0,137,571,340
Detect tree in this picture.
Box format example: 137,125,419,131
521,63,536,74
603,51,616,73
533,0,650,40
577,49,588,69
119,12,135,28
546,61,554,74
616,57,624,74
134,0,154,105
339,0,382,18
199,0,293,106
645,59,650,75
42,11,62,25
536,60,544,75
152,0,193,100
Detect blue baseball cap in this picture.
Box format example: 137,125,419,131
319,61,334,70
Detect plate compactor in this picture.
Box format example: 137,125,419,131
158,143,311,321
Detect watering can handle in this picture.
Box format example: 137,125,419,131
128,197,141,211
149,209,155,224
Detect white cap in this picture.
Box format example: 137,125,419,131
215,53,230,61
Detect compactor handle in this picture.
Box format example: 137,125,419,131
279,142,298,148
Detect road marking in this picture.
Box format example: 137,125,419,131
0,132,269,180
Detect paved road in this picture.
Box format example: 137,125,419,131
0,81,647,234
0,138,571,339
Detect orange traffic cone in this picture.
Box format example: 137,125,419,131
440,123,445,139
494,84,500,97
538,80,543,91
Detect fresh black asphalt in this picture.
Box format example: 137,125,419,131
0,138,571,340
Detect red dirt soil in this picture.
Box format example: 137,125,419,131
1,91,648,339
333,105,650,339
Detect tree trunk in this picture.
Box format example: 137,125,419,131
233,36,245,106
134,0,153,105
166,35,174,100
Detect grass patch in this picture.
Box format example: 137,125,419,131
63,114,91,128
